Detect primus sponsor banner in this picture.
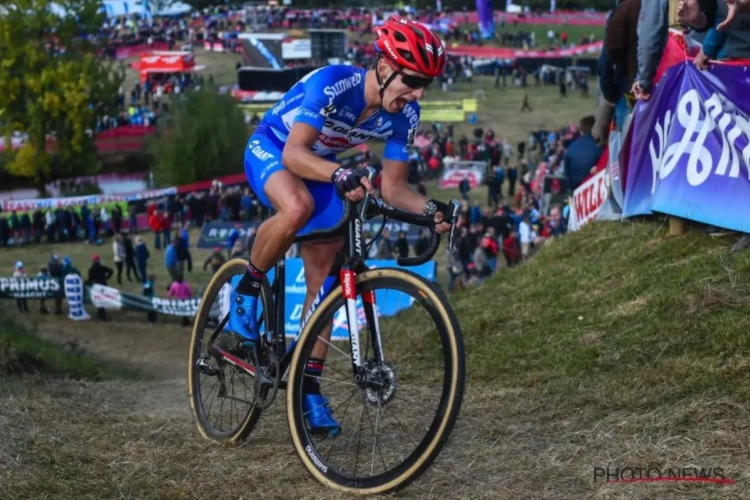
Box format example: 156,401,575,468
196,221,259,249
87,283,203,316
623,62,750,233
0,277,64,299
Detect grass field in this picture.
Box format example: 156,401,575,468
465,21,605,48
4,219,750,498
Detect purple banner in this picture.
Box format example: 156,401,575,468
623,62,750,233
475,0,494,39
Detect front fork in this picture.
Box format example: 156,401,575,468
339,267,384,380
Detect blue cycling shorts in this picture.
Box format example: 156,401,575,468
243,131,346,237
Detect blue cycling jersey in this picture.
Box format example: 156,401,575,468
254,64,420,162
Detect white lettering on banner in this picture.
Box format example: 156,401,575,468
90,284,122,308
0,277,61,294
323,73,362,101
647,89,750,193
295,267,306,283
572,168,609,228
151,297,200,316
0,277,61,298
290,304,303,321
285,284,307,294
362,221,411,235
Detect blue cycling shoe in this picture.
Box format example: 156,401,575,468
228,288,260,345
303,394,341,436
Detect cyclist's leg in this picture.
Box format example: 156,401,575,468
299,237,345,434
250,170,314,271
232,136,314,342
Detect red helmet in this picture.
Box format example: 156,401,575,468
374,16,446,78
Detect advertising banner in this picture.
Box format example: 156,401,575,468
439,161,487,189
196,221,260,249
568,167,609,232
0,277,64,299
622,62,750,233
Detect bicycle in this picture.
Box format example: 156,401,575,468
187,172,465,495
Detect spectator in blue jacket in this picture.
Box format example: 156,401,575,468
564,116,603,191
165,239,179,281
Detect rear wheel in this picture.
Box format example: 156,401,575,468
287,268,465,494
188,259,276,443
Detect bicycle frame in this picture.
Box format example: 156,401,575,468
266,212,383,384
211,193,457,385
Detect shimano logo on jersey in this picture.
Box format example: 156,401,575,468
320,101,336,117
323,73,363,101
248,140,274,162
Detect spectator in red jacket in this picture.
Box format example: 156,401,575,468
149,209,165,250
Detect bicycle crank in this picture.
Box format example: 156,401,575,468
251,342,280,410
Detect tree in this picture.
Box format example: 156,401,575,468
148,84,251,187
0,0,122,193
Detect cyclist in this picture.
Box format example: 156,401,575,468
235,15,459,435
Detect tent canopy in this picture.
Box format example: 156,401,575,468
134,51,198,81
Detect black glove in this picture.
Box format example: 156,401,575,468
423,199,459,222
331,166,369,198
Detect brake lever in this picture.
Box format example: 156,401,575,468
360,166,378,224
448,199,461,255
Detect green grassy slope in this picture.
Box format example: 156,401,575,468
455,220,750,407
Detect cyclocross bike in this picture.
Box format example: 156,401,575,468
187,170,466,495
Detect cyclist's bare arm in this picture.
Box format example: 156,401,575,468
381,158,454,234
282,123,340,181
380,158,429,214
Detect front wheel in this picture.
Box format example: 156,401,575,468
287,267,465,494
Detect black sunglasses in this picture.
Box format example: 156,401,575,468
396,69,433,90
